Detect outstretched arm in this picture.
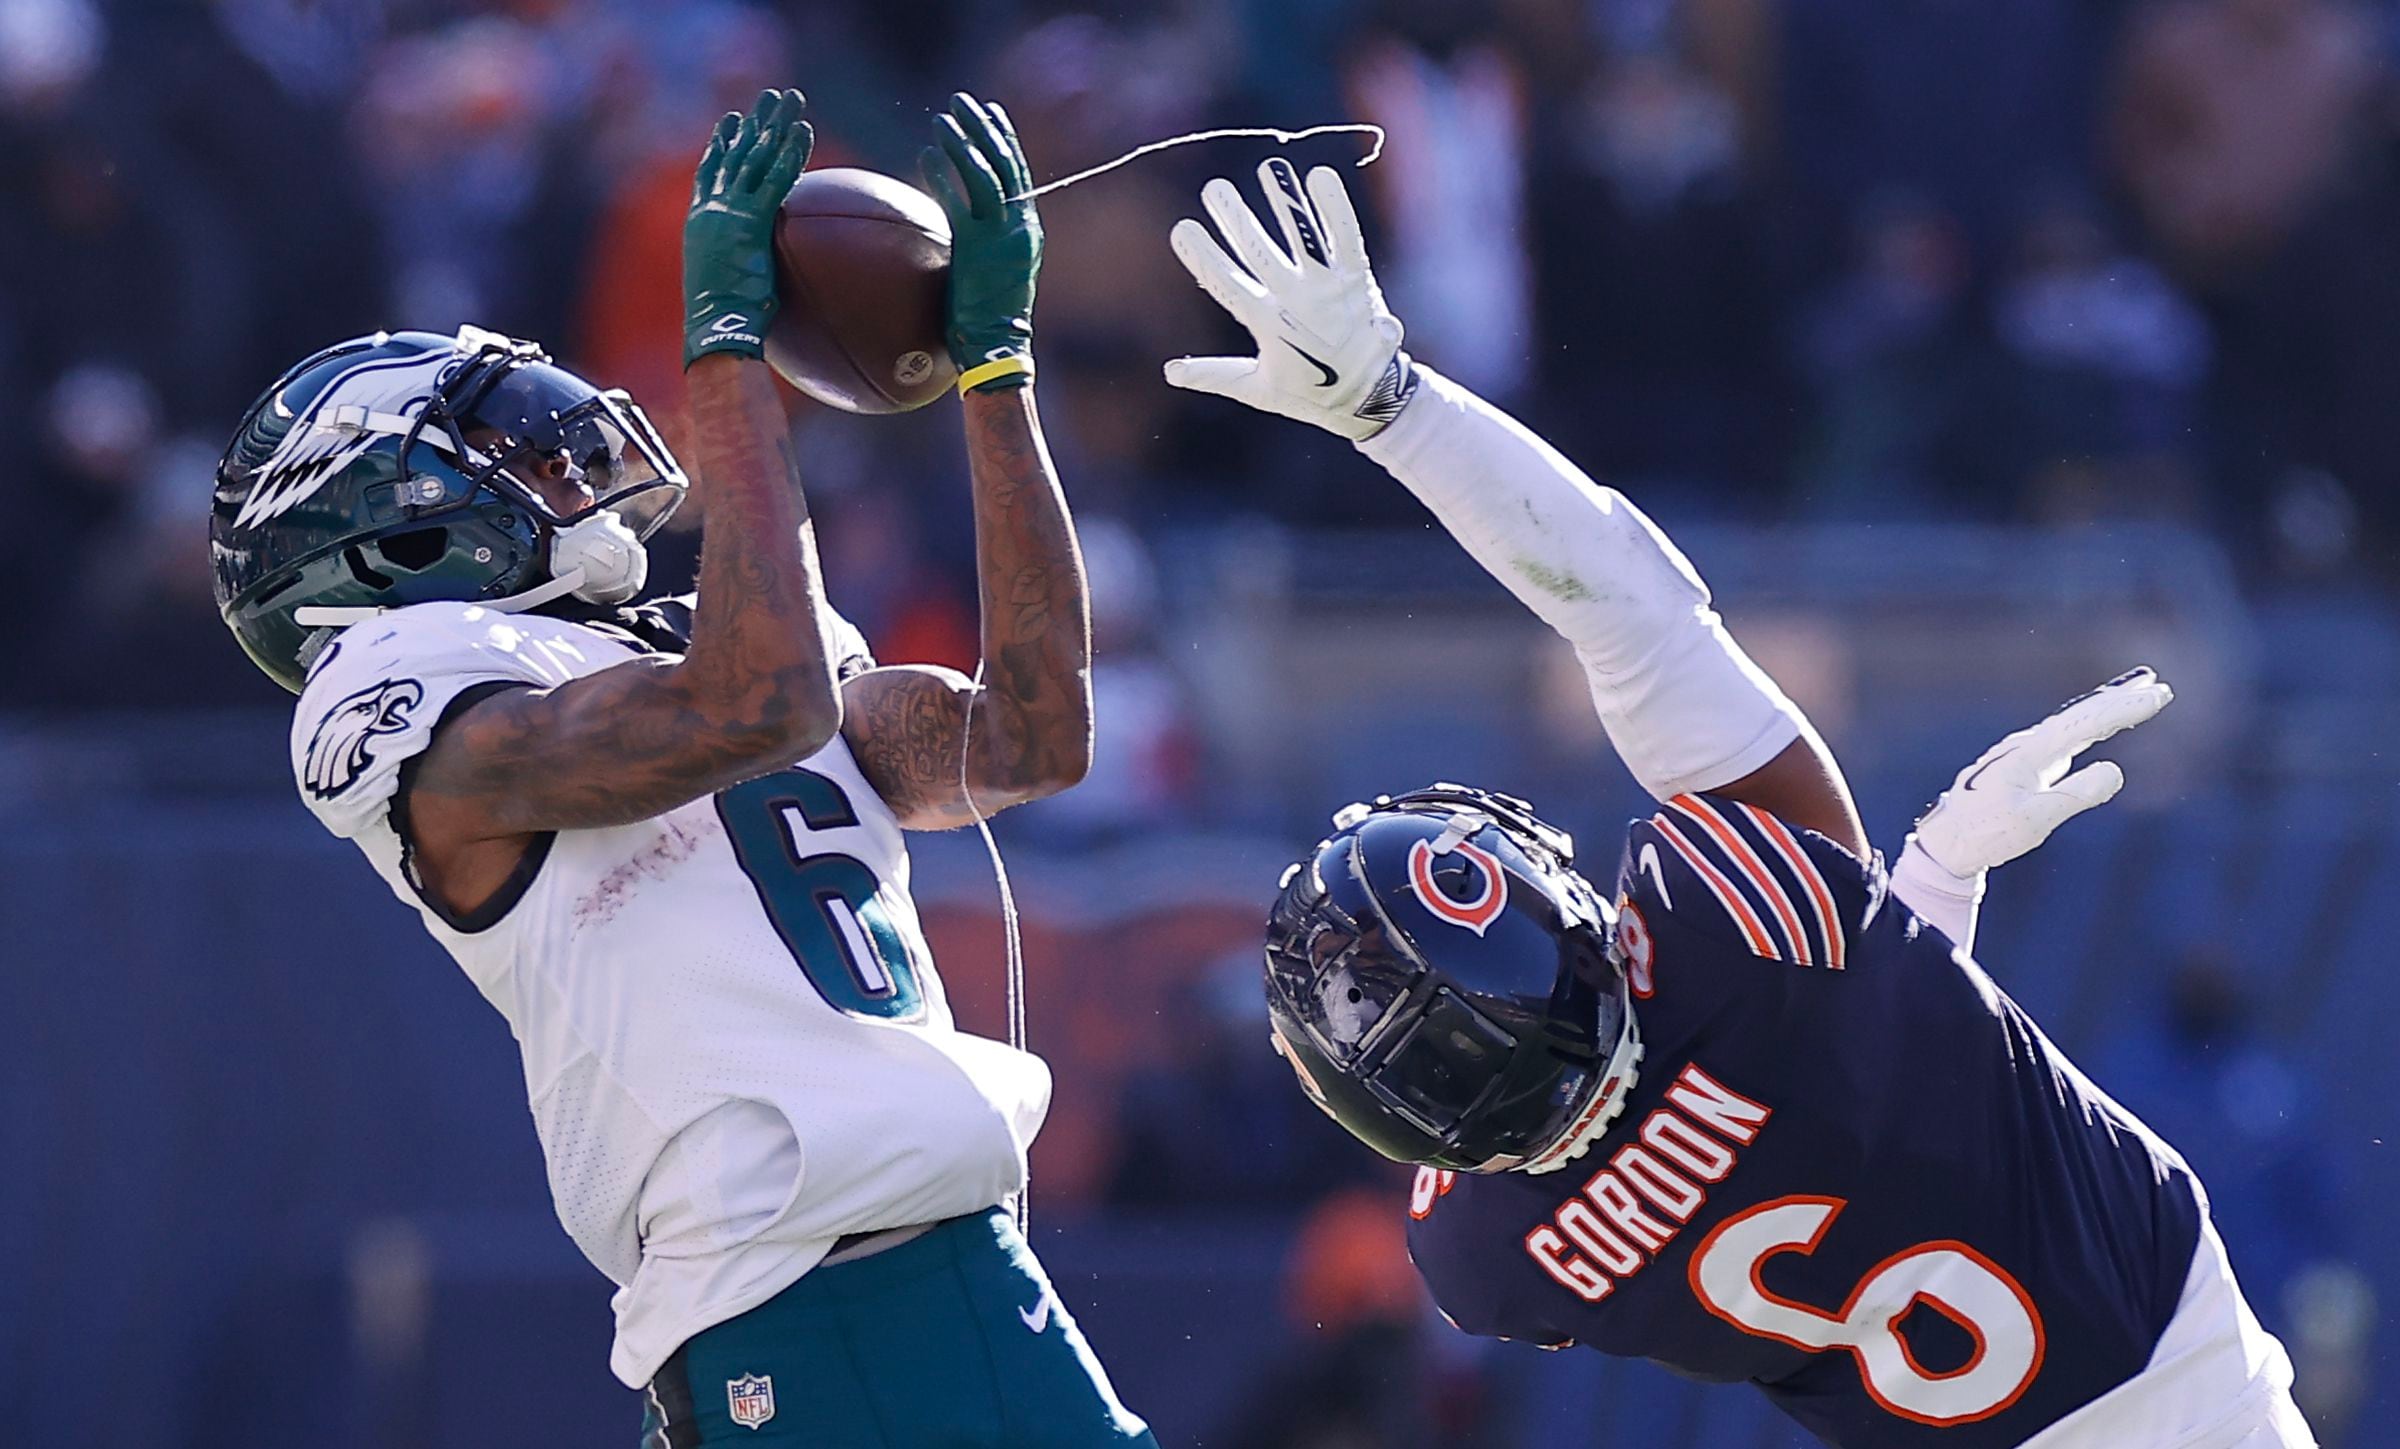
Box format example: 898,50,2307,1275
1166,159,1864,854
405,92,844,909
844,93,1093,830
845,382,1092,828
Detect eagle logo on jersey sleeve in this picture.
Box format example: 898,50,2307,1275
303,678,425,799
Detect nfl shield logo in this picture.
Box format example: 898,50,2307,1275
726,1373,776,1430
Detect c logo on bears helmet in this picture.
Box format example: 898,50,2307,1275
1408,837,1508,936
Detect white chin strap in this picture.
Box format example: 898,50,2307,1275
546,509,647,603
293,512,649,628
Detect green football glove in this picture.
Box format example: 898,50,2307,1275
684,88,813,368
919,92,1042,391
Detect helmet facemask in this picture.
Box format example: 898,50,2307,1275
435,330,687,545
1264,785,1644,1175
213,327,694,690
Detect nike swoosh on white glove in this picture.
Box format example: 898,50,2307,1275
1162,158,1419,440
1911,667,2174,878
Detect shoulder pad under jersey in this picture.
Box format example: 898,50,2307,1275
1404,1168,1573,1346
1616,793,1885,971
288,603,626,840
580,594,873,681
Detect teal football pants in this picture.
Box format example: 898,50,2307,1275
639,1209,1156,1448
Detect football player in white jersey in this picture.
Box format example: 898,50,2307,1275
210,89,1155,1448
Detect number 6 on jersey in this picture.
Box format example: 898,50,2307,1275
717,768,928,1020
1691,1196,2046,1427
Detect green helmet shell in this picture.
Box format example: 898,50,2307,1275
211,329,686,692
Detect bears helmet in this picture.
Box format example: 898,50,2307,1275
1263,784,1643,1175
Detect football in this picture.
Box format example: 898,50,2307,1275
767,167,957,413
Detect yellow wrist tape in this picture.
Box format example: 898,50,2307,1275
958,354,1034,394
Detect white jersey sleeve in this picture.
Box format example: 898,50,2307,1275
288,602,610,840
829,610,875,679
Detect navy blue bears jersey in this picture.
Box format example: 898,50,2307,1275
1405,793,2203,1449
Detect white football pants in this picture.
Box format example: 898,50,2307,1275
2022,1215,2315,1449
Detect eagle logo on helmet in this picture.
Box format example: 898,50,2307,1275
1407,836,1508,936
233,349,464,531
303,678,425,799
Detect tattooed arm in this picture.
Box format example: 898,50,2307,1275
844,383,1093,831
402,352,844,911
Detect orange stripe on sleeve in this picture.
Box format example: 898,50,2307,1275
1651,815,1778,959
1670,797,1812,966
1737,803,1845,970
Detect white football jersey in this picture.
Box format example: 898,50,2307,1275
288,601,1052,1387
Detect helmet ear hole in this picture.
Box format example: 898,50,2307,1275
378,526,449,571
343,546,395,590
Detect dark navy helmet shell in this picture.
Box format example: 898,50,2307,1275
211,327,688,692
1264,784,1643,1174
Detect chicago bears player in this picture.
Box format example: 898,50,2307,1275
1166,159,2313,1447
211,90,1154,1447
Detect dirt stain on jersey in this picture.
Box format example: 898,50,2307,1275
572,816,720,931
1515,557,1596,603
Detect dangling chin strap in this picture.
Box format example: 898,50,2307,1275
292,505,649,628
292,567,590,629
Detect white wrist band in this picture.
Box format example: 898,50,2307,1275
1890,835,1986,954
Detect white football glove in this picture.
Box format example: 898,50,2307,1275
1163,158,1420,440
1911,667,2174,879
1890,668,2171,953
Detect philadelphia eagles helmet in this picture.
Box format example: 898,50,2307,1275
211,327,688,692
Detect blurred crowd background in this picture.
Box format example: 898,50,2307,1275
6,0,2398,1444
